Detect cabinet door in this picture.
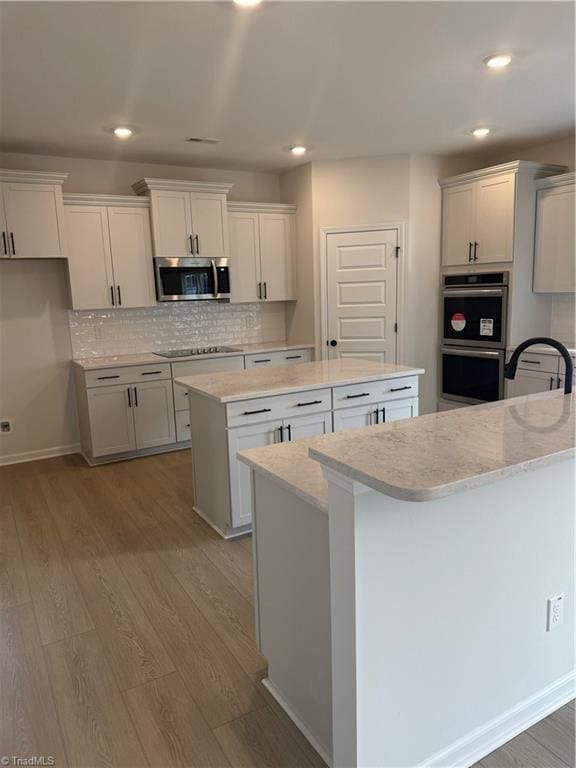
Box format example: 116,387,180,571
442,184,475,266
534,184,575,293
333,403,377,432
132,380,176,449
227,421,283,528
381,397,417,423
189,192,229,258
505,370,558,398
65,206,115,309
229,211,261,302
259,213,295,301
87,385,136,457
2,182,64,258
285,412,332,441
149,190,193,256
108,207,156,308
474,173,515,263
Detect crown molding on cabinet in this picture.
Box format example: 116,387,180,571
440,161,567,188
535,171,575,190
228,201,297,214
132,177,234,196
63,193,150,208
0,168,69,185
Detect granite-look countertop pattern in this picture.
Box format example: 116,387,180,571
175,359,424,403
72,341,314,370
310,390,575,502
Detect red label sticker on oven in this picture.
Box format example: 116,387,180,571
480,318,494,336
451,312,466,332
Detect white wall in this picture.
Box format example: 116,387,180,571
0,259,79,464
486,134,575,172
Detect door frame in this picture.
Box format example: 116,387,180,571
319,222,407,364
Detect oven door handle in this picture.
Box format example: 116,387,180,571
211,259,218,298
442,287,507,298
441,347,503,359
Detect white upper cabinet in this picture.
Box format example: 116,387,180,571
440,162,565,268
0,170,67,258
228,203,296,303
533,173,575,294
132,178,232,258
64,195,155,310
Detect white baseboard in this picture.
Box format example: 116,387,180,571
421,671,576,768
192,505,251,540
0,443,81,467
262,677,333,767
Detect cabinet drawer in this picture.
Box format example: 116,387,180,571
332,380,383,410
175,410,191,442
173,382,190,411
172,356,244,378
226,387,331,427
85,363,171,388
374,376,419,403
514,352,559,375
244,348,313,368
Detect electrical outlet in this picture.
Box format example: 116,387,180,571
0,419,12,434
245,315,256,329
547,594,564,631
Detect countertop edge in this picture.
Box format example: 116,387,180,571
308,445,576,502
238,452,328,512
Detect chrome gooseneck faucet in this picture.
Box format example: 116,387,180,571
504,337,573,395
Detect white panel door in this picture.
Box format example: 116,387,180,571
442,184,475,266
333,403,377,432
108,207,156,308
190,192,228,258
229,211,261,302
381,398,417,423
259,213,295,301
87,385,136,457
2,182,64,258
149,190,193,256
132,380,176,449
534,184,576,293
227,421,283,528
65,206,115,309
284,412,332,441
474,173,515,264
326,228,398,363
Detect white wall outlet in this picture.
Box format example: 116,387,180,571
0,419,12,434
245,315,256,329
546,594,564,631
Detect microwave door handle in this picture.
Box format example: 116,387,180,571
211,259,218,297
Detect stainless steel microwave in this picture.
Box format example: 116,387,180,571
154,257,231,302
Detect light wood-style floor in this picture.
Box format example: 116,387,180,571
0,451,573,768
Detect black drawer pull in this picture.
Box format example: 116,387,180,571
253,359,271,364
390,386,411,392
97,374,120,380
243,408,272,415
141,370,163,375
297,400,323,407
285,355,302,360
185,423,190,428
346,392,370,399
521,359,541,365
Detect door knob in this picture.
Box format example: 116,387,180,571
329,339,338,347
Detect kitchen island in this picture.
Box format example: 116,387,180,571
174,358,424,537
239,390,575,768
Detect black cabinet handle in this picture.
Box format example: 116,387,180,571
346,392,370,399
97,374,120,380
278,425,284,442
117,285,122,306
390,385,411,392
286,423,292,441
127,388,132,408
468,242,473,262
195,234,200,255
110,285,115,306
381,407,386,422
185,423,190,428
374,408,380,424
134,386,139,407
285,355,302,360
243,408,272,415
262,282,267,299
141,370,163,375
257,282,262,299
253,359,271,364
189,235,194,254
521,359,541,365
557,377,562,389
473,241,478,261
9,232,15,255
1,232,7,256
549,377,555,390
296,400,322,407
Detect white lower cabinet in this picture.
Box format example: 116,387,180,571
333,397,417,432
382,398,418,422
285,412,332,441
175,409,191,443
86,385,136,457
506,369,560,398
333,403,376,431
132,380,176,449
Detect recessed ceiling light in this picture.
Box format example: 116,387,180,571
290,145,308,156
484,53,512,69
472,127,491,138
113,126,133,139
233,0,262,6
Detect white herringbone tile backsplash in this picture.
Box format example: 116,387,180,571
69,302,287,358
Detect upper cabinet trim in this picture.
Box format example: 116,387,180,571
535,172,575,190
64,193,150,208
228,202,297,214
440,161,567,188
0,168,68,185
132,178,234,196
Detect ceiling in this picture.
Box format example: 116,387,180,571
0,1,574,172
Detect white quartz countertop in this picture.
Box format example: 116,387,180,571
174,359,424,403
72,341,314,370
239,391,575,506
